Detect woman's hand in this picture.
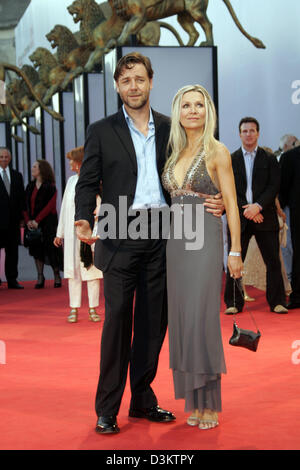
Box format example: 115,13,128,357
228,255,243,279
53,237,63,247
31,220,38,229
27,220,38,230
277,209,286,223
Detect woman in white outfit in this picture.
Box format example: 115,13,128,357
54,146,103,323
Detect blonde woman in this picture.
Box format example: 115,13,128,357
54,147,102,323
162,85,242,430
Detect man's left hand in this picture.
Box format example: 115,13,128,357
204,192,224,218
242,203,261,220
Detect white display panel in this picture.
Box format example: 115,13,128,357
63,91,76,182
74,75,87,147
34,107,44,158
88,73,105,125
0,123,6,147
104,49,119,117
52,93,64,207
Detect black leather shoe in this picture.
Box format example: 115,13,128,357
7,281,24,289
35,275,45,289
95,416,120,434
54,278,62,288
129,405,176,422
287,302,300,310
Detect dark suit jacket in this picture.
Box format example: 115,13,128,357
75,108,171,271
279,146,300,210
0,168,25,232
231,147,280,232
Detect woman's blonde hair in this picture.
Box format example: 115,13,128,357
165,84,218,169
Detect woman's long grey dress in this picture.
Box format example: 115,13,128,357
162,152,226,412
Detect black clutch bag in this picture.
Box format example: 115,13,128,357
80,241,93,269
229,322,261,352
24,227,43,247
229,279,261,352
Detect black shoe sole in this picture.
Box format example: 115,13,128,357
129,409,175,422
95,425,120,434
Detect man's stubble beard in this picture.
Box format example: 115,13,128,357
119,88,150,111
123,96,149,111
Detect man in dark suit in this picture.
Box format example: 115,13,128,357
224,117,287,314
0,146,25,289
75,52,223,434
279,145,300,309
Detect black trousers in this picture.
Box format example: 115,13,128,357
289,208,300,303
224,224,286,311
0,228,19,284
95,237,168,417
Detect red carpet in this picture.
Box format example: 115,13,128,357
0,278,300,450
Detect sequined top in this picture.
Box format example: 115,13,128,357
162,151,219,199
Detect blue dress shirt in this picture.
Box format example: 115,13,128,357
242,146,257,204
123,105,167,210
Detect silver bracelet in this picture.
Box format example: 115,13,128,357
229,251,241,257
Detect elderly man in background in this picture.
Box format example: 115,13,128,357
279,142,300,309
277,134,299,285
0,146,25,289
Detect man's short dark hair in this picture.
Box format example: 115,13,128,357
239,117,260,132
114,52,154,82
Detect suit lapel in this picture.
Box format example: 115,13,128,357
0,168,10,198
112,108,167,176
152,110,165,168
235,148,247,188
112,109,137,173
9,169,17,198
252,147,264,181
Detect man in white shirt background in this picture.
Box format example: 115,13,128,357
224,117,287,314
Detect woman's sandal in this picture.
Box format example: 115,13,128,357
198,411,219,430
198,419,219,430
89,308,101,322
187,414,200,426
67,308,78,323
244,294,255,302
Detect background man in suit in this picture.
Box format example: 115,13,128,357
279,145,300,309
0,146,25,289
277,134,299,282
75,52,223,434
224,117,287,314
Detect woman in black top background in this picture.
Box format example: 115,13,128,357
24,160,63,288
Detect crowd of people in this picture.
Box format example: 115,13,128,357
0,147,102,322
1,51,299,434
